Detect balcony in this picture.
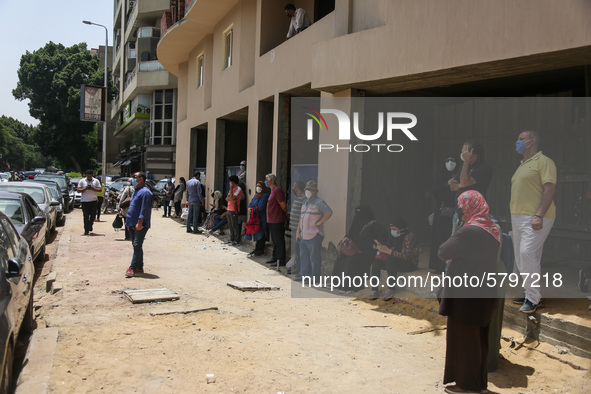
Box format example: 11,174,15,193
158,0,239,76
121,61,177,103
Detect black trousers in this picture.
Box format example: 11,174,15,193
268,222,286,262
96,197,104,219
81,201,98,233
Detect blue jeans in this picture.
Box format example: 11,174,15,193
300,234,324,280
187,202,201,232
211,214,228,232
129,226,149,270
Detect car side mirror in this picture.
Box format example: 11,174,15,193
32,215,47,224
7,258,22,278
50,201,60,207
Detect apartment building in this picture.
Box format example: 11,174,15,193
111,0,178,178
157,0,591,260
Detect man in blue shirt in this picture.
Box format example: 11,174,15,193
125,171,153,277
186,171,204,234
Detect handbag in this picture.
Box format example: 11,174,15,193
245,206,261,235
120,187,131,208
337,237,361,257
120,195,131,208
112,214,123,229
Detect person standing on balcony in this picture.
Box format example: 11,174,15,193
285,3,311,39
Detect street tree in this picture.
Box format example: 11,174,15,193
0,117,47,170
12,42,115,172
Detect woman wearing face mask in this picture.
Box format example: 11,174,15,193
437,190,500,394
245,181,269,257
429,156,459,272
369,215,419,300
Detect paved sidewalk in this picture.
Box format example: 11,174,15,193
16,209,591,393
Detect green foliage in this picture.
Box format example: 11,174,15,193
67,172,82,178
12,42,116,172
0,116,47,170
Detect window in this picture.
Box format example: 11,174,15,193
223,26,233,69
150,89,175,145
197,53,204,88
0,217,19,259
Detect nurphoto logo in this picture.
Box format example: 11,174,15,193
305,108,418,153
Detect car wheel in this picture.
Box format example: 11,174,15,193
58,215,66,226
0,342,13,394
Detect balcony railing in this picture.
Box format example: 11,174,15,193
161,0,192,38
139,60,166,72
124,61,167,90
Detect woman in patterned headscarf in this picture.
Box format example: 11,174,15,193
437,190,501,394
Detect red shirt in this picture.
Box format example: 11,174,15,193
267,186,286,223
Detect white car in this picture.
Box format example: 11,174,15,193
0,182,59,236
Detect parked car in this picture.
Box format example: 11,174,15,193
0,183,59,237
0,173,8,183
0,211,35,392
108,180,127,193
34,173,73,212
24,179,65,226
70,177,82,208
21,171,40,180
0,191,47,261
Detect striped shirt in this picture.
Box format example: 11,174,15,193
289,193,306,230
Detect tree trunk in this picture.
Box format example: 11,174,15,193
70,155,81,173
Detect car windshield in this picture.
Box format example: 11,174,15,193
0,186,46,204
36,175,67,188
0,174,8,180
46,186,60,199
0,199,24,224
109,181,125,192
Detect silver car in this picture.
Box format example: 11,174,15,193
0,183,59,236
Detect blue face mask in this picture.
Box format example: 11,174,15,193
390,229,400,238
265,181,270,187
131,178,138,186
240,165,245,170
515,140,529,155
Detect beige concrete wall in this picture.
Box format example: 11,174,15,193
313,0,591,90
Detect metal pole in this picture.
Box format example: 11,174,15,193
83,21,108,185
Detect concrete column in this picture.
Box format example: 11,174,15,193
212,119,226,196
334,0,352,37
274,93,290,192
317,88,361,248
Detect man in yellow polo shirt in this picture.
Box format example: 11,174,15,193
510,130,556,314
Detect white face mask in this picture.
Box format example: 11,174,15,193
255,186,262,193
459,153,465,162
445,161,456,172
305,190,312,199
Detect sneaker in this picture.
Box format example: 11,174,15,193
125,268,135,278
368,290,379,300
265,259,277,265
579,270,589,293
382,289,396,301
519,299,541,314
225,240,233,244
512,296,526,305
193,229,203,234
134,268,144,275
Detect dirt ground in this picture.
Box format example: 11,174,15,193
22,208,591,393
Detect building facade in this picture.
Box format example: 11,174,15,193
111,0,178,179
157,0,591,260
